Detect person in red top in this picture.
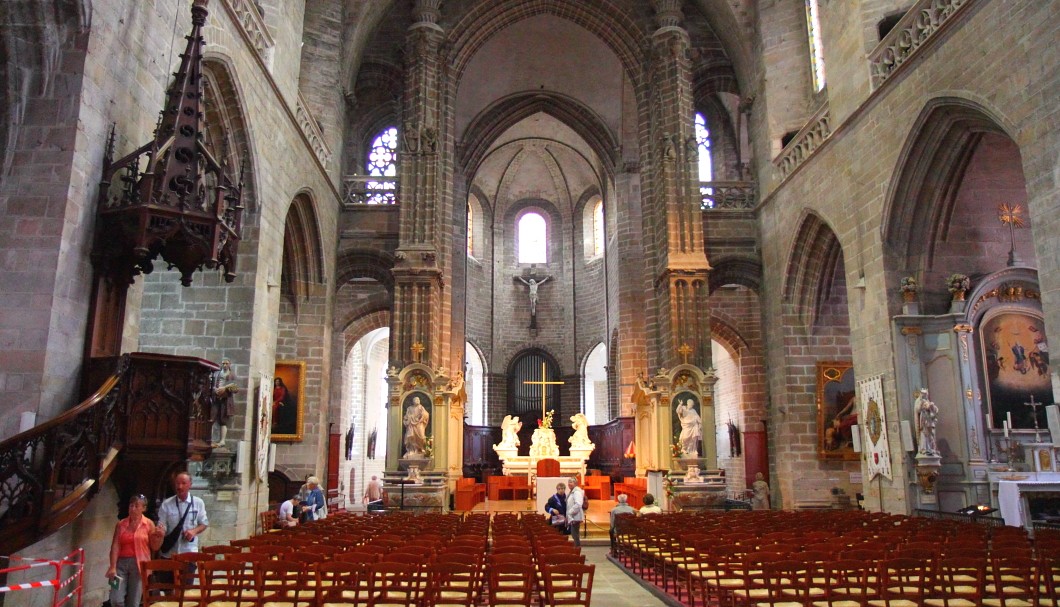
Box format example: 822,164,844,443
106,495,163,607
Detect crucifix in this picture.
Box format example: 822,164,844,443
524,362,565,424
1024,395,1045,443
997,203,1026,267
411,342,425,363
514,274,551,328
523,362,564,507
678,343,693,365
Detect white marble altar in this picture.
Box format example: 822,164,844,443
997,472,1060,527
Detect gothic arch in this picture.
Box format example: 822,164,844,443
335,248,396,292
447,0,646,88
460,92,619,178
783,212,843,330
281,193,326,308
709,256,762,294
710,317,749,357
342,309,392,353
203,55,259,216
881,96,1014,268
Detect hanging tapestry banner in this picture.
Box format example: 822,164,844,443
858,374,892,481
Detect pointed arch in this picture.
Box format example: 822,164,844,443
281,193,325,309
460,92,619,178
203,55,259,216
708,256,762,294
783,212,843,330
882,97,1013,267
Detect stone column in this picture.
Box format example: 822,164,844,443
391,0,450,370
646,0,713,369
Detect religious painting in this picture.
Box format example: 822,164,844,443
817,361,858,461
671,392,702,458
271,361,305,442
979,311,1052,430
401,391,433,458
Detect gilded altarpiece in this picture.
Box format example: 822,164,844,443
630,365,718,477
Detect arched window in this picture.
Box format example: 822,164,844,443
593,199,605,257
582,343,608,425
805,0,827,91
467,202,474,257
696,113,715,209
365,127,398,205
465,342,486,426
518,212,547,264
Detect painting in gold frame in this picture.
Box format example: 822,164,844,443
817,361,858,461
271,360,305,442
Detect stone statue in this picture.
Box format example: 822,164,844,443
515,275,551,316
499,415,522,449
403,396,430,458
569,413,592,448
676,399,702,457
751,472,770,510
915,388,939,456
211,358,240,448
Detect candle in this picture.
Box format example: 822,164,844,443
1004,420,1010,438
1007,411,1013,432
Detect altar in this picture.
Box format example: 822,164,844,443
997,472,1060,528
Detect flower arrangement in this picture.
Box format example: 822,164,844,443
423,435,434,459
670,433,683,458
663,476,675,502
946,273,970,294
537,410,555,430
900,276,918,293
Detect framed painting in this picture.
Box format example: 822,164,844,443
271,360,306,442
979,311,1052,430
817,361,858,461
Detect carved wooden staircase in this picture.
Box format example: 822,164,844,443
0,353,218,555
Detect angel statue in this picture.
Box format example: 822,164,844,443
569,413,593,448
499,415,522,449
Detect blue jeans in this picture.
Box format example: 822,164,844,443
110,557,142,607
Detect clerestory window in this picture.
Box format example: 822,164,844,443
518,212,547,264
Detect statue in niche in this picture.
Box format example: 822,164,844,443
403,396,430,458
915,388,939,456
676,399,702,457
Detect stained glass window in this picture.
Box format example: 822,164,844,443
806,0,827,92
365,127,397,205
696,113,715,209
593,199,604,257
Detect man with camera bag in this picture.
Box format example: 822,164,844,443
157,472,209,566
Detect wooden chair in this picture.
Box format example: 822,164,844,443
925,555,986,607
984,555,1039,607
200,559,254,607
488,563,536,607
316,561,368,607
141,559,185,607
259,510,278,534
816,558,877,607
540,563,594,607
253,559,312,607
203,545,244,557
867,557,933,607
366,561,423,607
423,562,479,607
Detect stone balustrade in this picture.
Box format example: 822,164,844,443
222,0,274,65
869,0,974,89
773,104,832,180
296,92,333,168
700,181,756,210
343,176,397,207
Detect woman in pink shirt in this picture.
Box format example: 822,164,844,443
106,495,163,607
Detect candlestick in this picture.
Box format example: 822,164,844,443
1004,420,1010,438
1007,411,1013,432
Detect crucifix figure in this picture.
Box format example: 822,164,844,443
515,275,551,318
1024,395,1045,442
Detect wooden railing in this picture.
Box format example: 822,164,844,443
0,353,218,555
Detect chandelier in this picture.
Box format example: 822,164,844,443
93,0,243,287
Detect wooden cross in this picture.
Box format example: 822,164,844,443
411,342,425,363
524,362,564,422
678,343,693,364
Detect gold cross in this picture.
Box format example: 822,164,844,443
678,343,693,364
411,342,425,362
524,362,564,421
997,203,1025,227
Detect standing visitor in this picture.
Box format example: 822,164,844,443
106,495,162,607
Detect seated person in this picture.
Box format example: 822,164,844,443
609,493,637,550
638,493,663,515
277,495,301,528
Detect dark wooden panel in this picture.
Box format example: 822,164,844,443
587,418,635,480
744,429,768,488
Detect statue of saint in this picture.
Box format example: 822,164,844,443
915,388,939,456
515,275,551,316
751,472,771,510
676,399,702,457
569,413,592,448
211,358,240,448
403,396,430,458
499,415,522,449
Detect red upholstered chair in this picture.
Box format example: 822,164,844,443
537,459,561,477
